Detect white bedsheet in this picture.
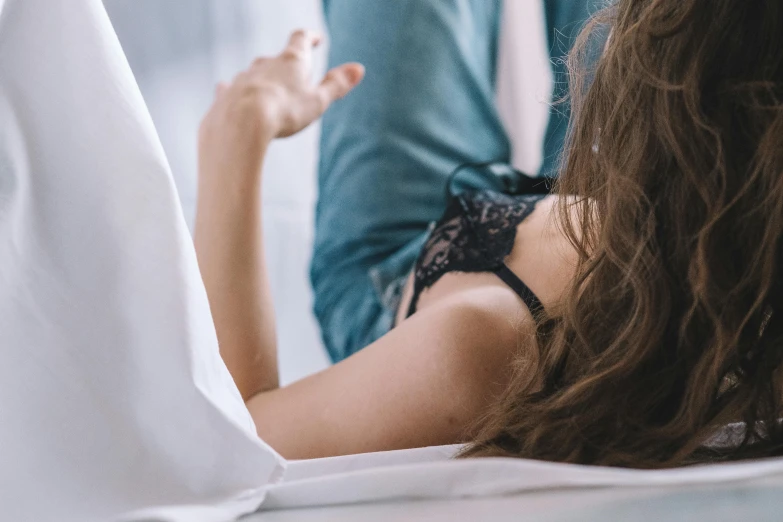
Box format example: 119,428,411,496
120,445,783,521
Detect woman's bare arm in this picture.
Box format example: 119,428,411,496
195,31,364,400
194,138,275,399
247,287,526,459
194,31,536,459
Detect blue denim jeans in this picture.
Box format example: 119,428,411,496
312,0,597,362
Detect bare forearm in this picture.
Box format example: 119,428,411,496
193,30,362,405
194,144,279,400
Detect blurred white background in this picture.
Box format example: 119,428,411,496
103,0,551,385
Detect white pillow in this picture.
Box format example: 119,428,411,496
0,1,283,521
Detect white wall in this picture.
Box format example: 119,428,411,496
104,1,551,385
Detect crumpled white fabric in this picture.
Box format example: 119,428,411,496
0,1,284,521
117,443,783,521
264,445,783,511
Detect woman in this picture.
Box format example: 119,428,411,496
196,0,783,467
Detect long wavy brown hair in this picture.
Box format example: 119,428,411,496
465,0,783,467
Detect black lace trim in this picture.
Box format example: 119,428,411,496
407,190,546,317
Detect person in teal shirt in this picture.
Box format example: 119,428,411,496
312,0,600,362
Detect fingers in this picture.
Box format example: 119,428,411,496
317,63,365,111
246,30,322,73
285,29,323,59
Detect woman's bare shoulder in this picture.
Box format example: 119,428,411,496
245,197,577,461
248,293,532,459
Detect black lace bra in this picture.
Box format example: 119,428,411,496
407,164,552,320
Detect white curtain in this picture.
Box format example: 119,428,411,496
105,0,332,384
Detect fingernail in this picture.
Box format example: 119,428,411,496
349,64,365,84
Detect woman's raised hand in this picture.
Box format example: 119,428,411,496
198,30,364,179
195,31,363,400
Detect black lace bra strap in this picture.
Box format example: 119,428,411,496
494,264,545,319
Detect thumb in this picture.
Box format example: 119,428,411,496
317,63,365,111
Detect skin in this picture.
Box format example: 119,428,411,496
195,30,578,460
